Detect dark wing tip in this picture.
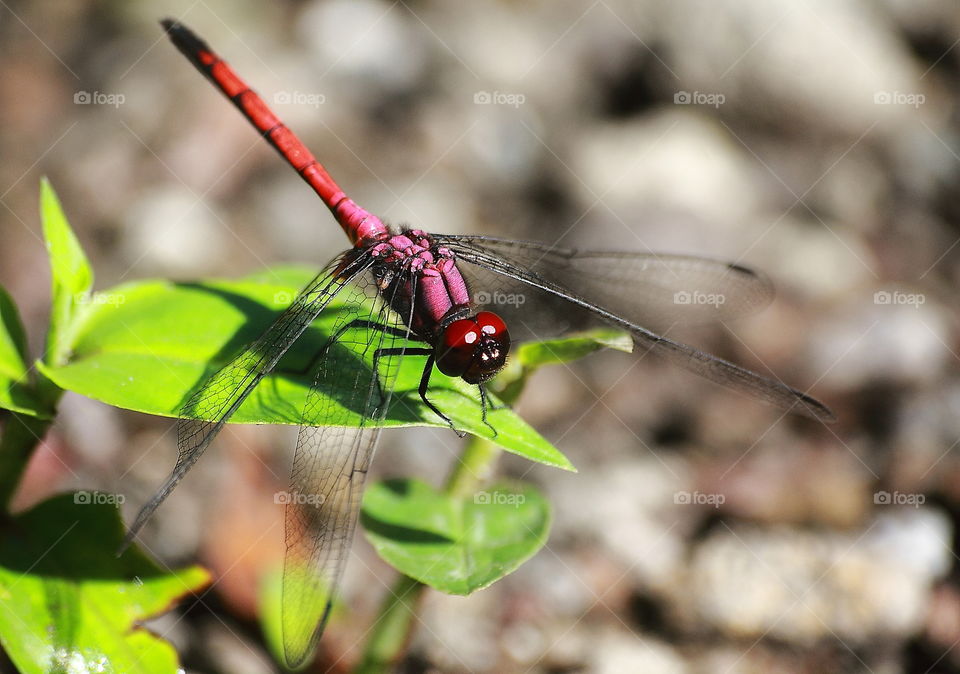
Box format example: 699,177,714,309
796,393,837,423
727,262,759,277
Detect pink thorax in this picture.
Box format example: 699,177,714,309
370,230,472,331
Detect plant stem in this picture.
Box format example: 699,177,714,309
356,432,503,672
444,433,502,498
353,574,423,674
0,413,52,511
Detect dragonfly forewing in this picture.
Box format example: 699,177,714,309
445,241,835,422
437,236,775,333
120,251,376,551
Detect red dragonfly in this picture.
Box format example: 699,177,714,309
123,19,835,667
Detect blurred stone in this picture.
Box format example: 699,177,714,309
586,629,687,674
879,0,960,36
120,186,231,276
755,216,875,300
298,0,428,93
888,125,960,201
418,591,499,672
201,619,275,674
705,441,872,527
925,584,960,656
809,290,952,389
688,509,952,643
507,541,600,619
657,0,924,135
569,112,762,251
545,458,689,592
464,105,543,188
892,384,960,489
379,175,475,236
255,173,345,263
58,394,125,464
501,622,548,666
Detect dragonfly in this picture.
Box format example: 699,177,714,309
123,19,836,668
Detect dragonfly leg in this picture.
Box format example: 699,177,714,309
371,346,431,410
415,353,464,437
278,319,413,376
478,384,498,437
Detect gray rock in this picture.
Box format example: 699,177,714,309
687,509,951,643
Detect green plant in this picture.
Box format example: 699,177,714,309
0,180,208,674
0,181,630,672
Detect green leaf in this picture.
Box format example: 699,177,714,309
0,286,48,417
492,327,632,405
0,493,209,673
0,285,28,370
38,269,573,471
40,178,93,366
514,328,633,367
361,478,550,595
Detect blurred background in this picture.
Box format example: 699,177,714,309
2,0,960,672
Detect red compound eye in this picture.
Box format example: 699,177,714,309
435,312,511,383
436,318,480,377
475,311,507,338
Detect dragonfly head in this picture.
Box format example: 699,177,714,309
435,311,510,384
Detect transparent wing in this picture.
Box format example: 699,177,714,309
120,250,375,550
281,270,418,667
439,237,834,422
436,235,773,333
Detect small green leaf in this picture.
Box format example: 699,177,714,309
0,493,209,673
0,285,28,370
39,270,573,471
0,286,48,417
361,478,550,595
40,178,93,366
515,328,633,367
493,327,632,404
